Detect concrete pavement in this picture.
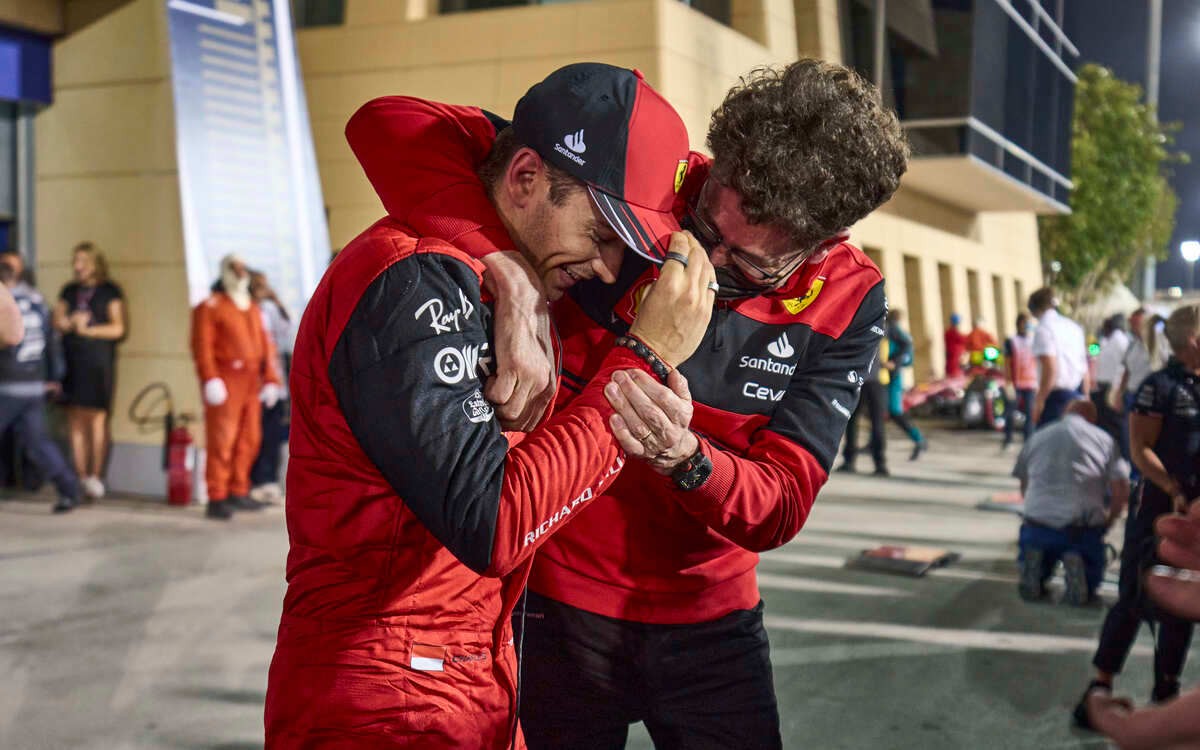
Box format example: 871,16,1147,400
0,424,1190,749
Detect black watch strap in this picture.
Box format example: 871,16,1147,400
671,443,713,491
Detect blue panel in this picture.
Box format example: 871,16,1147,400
0,26,51,105
165,0,330,331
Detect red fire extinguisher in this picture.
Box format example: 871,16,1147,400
166,413,195,506
130,383,196,506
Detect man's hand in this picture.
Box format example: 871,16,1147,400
481,251,555,432
628,232,716,368
44,382,62,397
69,311,90,333
1146,501,1200,621
605,369,697,475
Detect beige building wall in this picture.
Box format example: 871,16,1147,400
301,0,1045,383
855,193,1043,381
35,0,197,496
297,0,797,249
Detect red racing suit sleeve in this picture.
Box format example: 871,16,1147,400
328,246,655,577
668,280,888,552
346,97,513,260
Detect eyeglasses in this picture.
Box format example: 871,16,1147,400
682,180,808,286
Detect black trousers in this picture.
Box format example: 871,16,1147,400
843,379,887,470
250,399,287,487
517,592,781,750
1092,489,1194,684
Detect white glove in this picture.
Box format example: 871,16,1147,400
260,383,281,409
203,378,228,407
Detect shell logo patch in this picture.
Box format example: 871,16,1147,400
674,160,688,194
783,277,824,315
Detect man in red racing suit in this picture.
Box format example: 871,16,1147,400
263,63,716,748
346,59,911,749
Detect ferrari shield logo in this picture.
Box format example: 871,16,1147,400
783,277,825,315
674,160,688,193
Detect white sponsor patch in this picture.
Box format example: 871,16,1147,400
434,342,492,385
411,643,445,672
743,381,785,402
415,287,475,335
463,389,494,423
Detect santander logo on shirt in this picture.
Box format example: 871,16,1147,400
767,332,795,359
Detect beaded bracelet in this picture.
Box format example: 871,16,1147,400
613,335,670,382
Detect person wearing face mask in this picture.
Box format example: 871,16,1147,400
346,59,908,749
1004,312,1038,448
52,242,125,500
190,254,282,520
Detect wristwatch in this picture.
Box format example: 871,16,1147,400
671,445,713,491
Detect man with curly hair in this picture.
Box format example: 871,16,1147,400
347,58,909,749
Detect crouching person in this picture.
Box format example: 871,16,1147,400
1014,399,1129,605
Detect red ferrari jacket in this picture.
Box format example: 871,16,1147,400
347,97,887,626
264,130,658,745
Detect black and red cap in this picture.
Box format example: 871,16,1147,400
512,63,691,262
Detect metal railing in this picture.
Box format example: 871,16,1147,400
902,116,1074,195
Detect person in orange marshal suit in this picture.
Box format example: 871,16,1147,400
191,254,282,520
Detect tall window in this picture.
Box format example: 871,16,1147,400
290,0,345,27
440,0,730,26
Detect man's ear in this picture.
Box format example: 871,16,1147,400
502,147,545,210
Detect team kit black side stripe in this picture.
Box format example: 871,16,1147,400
327,254,506,574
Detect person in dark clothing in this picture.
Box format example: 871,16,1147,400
839,339,889,476
248,270,290,502
1074,303,1200,731
885,308,925,461
0,262,80,513
52,242,124,501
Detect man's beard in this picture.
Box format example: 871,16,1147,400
223,269,251,309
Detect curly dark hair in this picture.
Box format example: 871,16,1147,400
706,59,909,253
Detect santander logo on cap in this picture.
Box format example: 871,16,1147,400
554,128,588,166
564,129,587,154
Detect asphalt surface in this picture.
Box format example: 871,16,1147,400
0,424,1190,749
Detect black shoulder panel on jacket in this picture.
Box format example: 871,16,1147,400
328,253,507,574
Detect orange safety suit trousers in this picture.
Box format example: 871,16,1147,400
204,368,262,501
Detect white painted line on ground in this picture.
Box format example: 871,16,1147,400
764,615,1152,656
756,572,909,598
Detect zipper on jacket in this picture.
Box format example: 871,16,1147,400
712,302,729,352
